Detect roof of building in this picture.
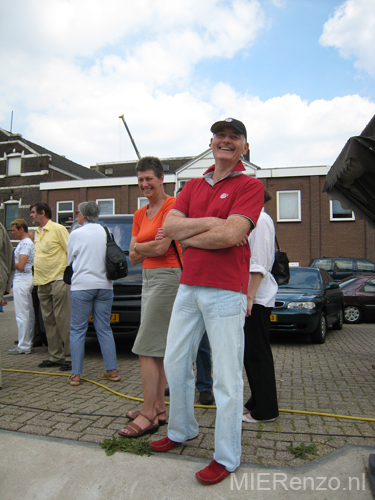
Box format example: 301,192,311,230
22,138,105,179
0,128,104,179
91,157,194,177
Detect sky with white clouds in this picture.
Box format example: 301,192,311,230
0,0,374,169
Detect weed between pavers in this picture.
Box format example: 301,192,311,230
100,435,153,457
287,443,318,460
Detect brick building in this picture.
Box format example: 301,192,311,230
0,127,104,229
2,123,373,266
257,166,375,266
40,149,259,221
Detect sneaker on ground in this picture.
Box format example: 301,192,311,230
8,347,31,355
242,413,276,423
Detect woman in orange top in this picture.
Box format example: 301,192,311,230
119,156,182,438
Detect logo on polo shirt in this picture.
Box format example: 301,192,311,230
220,193,229,199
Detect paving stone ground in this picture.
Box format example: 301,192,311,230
1,299,375,467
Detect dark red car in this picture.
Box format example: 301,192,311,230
339,275,375,324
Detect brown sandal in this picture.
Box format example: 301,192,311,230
97,371,121,382
118,412,159,438
68,375,80,386
126,410,167,426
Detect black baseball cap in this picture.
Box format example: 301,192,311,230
210,118,247,140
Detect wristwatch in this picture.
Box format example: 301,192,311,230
133,243,137,253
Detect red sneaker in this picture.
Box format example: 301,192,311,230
195,460,230,485
150,436,181,452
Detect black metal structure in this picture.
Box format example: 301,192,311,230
323,114,375,229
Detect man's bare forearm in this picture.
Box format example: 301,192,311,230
180,216,251,250
163,211,226,241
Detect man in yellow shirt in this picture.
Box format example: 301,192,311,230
30,203,71,370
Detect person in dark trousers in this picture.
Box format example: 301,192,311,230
196,332,213,405
243,190,279,423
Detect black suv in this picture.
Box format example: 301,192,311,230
85,215,142,339
310,257,375,281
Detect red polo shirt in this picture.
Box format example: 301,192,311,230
172,162,264,293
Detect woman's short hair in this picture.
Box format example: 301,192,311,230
135,156,164,179
78,201,100,223
11,219,28,232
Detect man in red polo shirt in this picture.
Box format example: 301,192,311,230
150,118,264,485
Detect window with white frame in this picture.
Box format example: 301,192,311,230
57,201,74,225
7,155,22,176
97,199,115,215
177,181,187,194
277,191,301,222
4,202,19,228
137,197,148,209
330,200,355,221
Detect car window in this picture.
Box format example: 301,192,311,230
285,269,321,289
97,219,133,251
339,277,361,289
357,259,375,272
334,259,353,271
363,279,375,293
311,259,332,271
319,268,333,287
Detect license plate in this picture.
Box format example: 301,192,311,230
89,314,119,323
270,314,277,322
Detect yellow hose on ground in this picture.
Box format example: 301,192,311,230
2,368,375,422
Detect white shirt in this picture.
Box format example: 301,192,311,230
249,209,278,307
67,222,112,291
14,238,34,282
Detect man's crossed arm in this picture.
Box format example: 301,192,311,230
163,210,251,250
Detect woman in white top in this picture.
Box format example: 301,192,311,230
243,190,279,423
67,201,120,386
8,219,35,355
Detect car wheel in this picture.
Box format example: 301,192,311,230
311,312,327,344
332,308,343,330
344,306,363,324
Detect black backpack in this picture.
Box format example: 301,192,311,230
103,226,128,280
271,236,290,286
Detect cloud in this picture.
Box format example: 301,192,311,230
0,0,265,162
21,82,375,171
0,0,264,63
209,85,375,167
0,0,374,173
320,0,375,76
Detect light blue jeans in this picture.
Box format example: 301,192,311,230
70,289,117,375
164,284,247,472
